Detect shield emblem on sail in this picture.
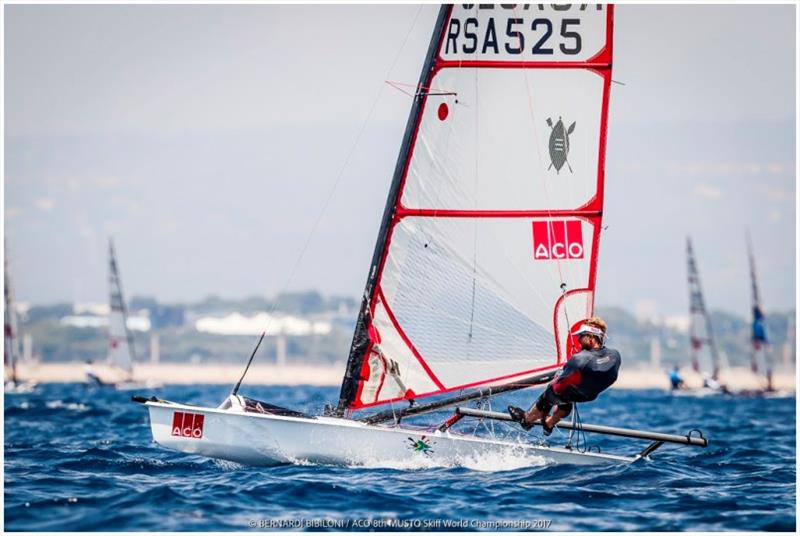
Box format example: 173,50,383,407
547,117,576,174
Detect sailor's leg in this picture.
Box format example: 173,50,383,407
545,403,573,429
525,386,558,424
523,406,545,426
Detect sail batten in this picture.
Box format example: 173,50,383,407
339,5,614,412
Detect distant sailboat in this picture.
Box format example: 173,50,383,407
745,231,775,394
135,5,707,465
87,239,159,390
684,237,728,394
4,252,36,393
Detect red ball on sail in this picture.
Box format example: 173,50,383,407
437,103,449,121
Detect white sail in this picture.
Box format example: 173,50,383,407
686,237,720,379
108,240,135,378
340,5,614,410
4,254,21,383
746,231,772,386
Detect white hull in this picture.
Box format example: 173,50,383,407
4,380,37,394
86,371,161,390
145,401,637,467
114,380,163,391
670,387,726,397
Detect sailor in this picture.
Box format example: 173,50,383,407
669,365,685,390
508,317,621,435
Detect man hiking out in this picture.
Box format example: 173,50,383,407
508,317,621,435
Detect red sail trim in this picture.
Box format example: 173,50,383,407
377,286,446,391
373,354,389,402
587,213,602,305
552,288,593,365
349,362,562,410
436,59,610,70
397,208,603,219
352,355,371,410
593,61,613,220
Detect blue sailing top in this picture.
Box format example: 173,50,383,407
752,306,768,343
668,369,683,389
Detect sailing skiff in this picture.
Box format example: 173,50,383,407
136,5,709,466
137,395,705,466
4,250,37,394
88,239,161,390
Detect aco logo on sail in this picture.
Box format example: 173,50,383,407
532,220,584,260
171,411,204,439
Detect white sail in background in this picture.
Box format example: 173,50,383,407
686,237,720,379
746,231,772,386
339,5,614,411
108,240,135,379
4,254,21,384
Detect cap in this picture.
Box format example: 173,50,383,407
573,324,605,337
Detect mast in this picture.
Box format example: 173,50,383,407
108,239,136,380
686,237,720,379
746,230,771,387
335,6,451,415
4,253,20,384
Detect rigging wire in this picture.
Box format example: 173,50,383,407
467,40,480,345
565,404,588,453
232,5,426,392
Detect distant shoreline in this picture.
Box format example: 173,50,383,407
7,362,796,392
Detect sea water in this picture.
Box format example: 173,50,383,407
3,383,796,531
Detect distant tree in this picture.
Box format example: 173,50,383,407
130,295,159,310
25,303,73,323
275,290,324,314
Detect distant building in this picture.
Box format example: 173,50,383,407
194,312,332,337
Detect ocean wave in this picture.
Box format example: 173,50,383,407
4,383,796,531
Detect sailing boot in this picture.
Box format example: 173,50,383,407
507,406,533,431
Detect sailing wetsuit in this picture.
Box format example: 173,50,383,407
534,347,621,416
669,370,683,389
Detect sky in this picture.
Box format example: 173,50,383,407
3,3,796,318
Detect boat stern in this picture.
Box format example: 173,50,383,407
141,400,287,466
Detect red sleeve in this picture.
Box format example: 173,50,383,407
552,368,582,395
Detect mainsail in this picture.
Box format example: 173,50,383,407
4,254,20,384
686,237,720,379
338,5,614,412
108,240,136,380
746,231,772,386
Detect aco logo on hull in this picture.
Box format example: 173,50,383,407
532,220,585,260
171,411,204,439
